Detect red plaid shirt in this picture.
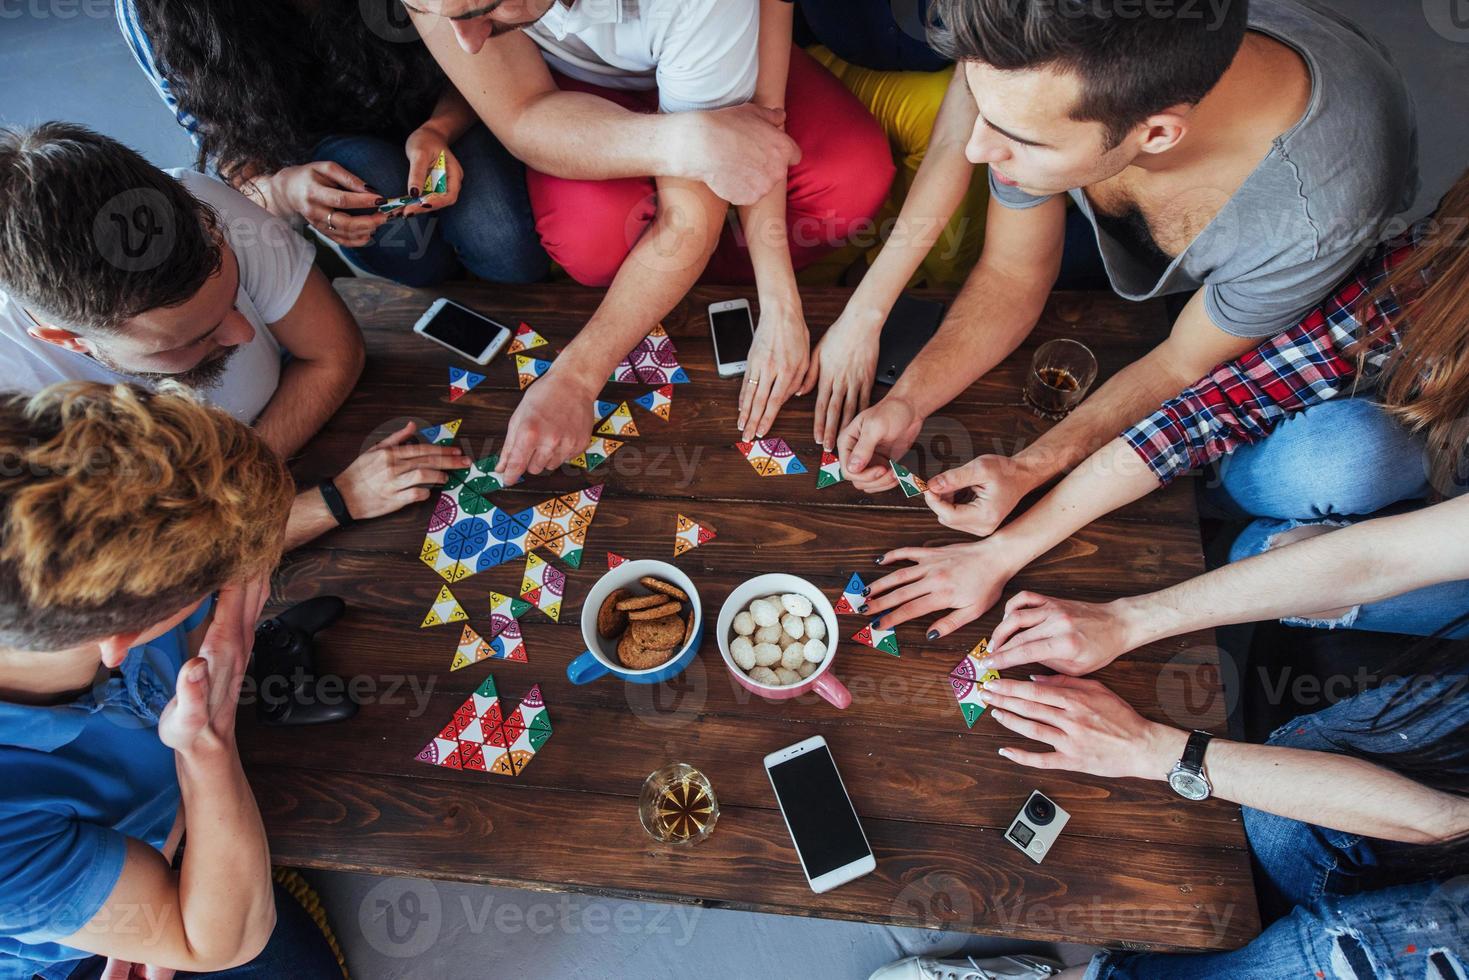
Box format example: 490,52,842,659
1123,227,1427,484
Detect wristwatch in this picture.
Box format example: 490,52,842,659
1167,730,1213,801
317,478,355,529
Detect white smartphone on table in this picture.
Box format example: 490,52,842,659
708,298,755,378
413,298,513,365
764,736,877,893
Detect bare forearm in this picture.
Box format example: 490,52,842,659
740,180,797,302
254,352,362,457
421,86,478,144
504,93,693,181
283,489,336,551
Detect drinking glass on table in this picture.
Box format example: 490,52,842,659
1023,338,1098,420
639,763,719,845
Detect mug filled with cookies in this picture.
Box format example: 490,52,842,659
568,560,704,685
716,574,850,709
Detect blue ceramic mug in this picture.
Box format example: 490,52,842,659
566,560,703,685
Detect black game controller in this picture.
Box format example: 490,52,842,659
250,596,359,726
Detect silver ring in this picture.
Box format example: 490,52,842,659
747,377,758,385
326,211,337,233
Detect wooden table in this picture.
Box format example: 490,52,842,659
239,280,1260,953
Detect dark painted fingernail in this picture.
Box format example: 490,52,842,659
927,629,940,640
374,197,386,205
420,203,433,210
872,555,884,565
862,587,871,596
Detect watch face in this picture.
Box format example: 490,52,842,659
1170,770,1210,800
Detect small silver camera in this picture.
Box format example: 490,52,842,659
1005,791,1070,864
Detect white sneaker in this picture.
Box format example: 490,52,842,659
868,954,1063,980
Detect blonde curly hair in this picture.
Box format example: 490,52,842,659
0,382,294,650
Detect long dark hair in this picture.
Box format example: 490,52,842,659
1323,615,1469,883
136,0,446,182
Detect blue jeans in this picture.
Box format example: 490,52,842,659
314,126,548,287
1087,675,1469,979
63,882,341,980
793,0,949,72
1208,397,1469,638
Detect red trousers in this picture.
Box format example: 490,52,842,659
527,47,897,286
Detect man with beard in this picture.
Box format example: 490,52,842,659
0,123,467,548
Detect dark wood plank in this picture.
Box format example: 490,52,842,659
251,765,1259,952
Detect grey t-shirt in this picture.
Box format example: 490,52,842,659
990,0,1418,338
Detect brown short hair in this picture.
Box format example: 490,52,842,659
0,382,294,651
929,0,1250,148
0,122,221,332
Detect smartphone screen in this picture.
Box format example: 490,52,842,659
768,744,871,879
421,303,508,360
710,305,754,366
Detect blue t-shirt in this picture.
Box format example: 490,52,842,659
0,599,211,980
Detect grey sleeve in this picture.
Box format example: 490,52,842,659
1203,235,1378,339
987,169,1055,211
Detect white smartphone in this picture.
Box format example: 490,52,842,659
764,736,877,893
708,298,755,378
413,298,513,365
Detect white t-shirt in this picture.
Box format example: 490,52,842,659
0,169,314,424
525,0,759,112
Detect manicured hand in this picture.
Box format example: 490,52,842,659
837,397,922,494
986,591,1130,676
271,161,387,247
404,124,463,215
498,370,596,485
864,540,1012,638
983,675,1187,781
739,298,809,441
335,422,470,521
924,454,1039,537
679,104,801,206
158,575,269,754
802,304,882,452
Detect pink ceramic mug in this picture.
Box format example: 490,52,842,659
716,573,851,709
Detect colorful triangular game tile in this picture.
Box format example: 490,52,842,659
415,675,550,776
735,437,807,477
423,149,448,195
890,460,928,498
609,324,690,385
832,573,868,615
506,321,547,355
485,590,533,640
448,367,486,403
420,418,462,446
949,639,1001,728
595,402,640,438
515,354,553,390
607,552,627,569
420,585,469,628
673,513,716,557
593,399,620,421
486,621,527,664
816,451,845,489
569,436,623,472
852,619,900,657
633,384,674,421
520,552,566,621
448,623,493,671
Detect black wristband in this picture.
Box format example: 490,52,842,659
1181,730,1213,772
318,478,354,528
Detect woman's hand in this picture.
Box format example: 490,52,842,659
269,161,388,247
985,591,1133,676
738,297,810,441
983,675,1187,782
803,303,883,452
335,422,470,521
864,538,1020,638
404,124,463,214
924,454,1042,537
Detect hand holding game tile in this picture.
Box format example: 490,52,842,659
924,454,1040,538
498,371,596,485
837,397,921,494
986,591,1130,676
335,421,469,522
272,160,388,247
738,300,810,441
865,539,1011,639
404,128,462,213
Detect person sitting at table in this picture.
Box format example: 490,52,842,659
0,382,343,980
0,123,469,551
402,0,897,480
866,631,1469,980
831,0,1418,509
862,170,1469,641
118,0,550,287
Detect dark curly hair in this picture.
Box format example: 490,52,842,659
136,0,447,182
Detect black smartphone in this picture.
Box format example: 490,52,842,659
874,295,946,386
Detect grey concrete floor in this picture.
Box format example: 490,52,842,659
1,4,1466,978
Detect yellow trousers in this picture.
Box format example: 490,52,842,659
804,45,987,288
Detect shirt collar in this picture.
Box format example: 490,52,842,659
537,0,625,41
0,643,176,752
